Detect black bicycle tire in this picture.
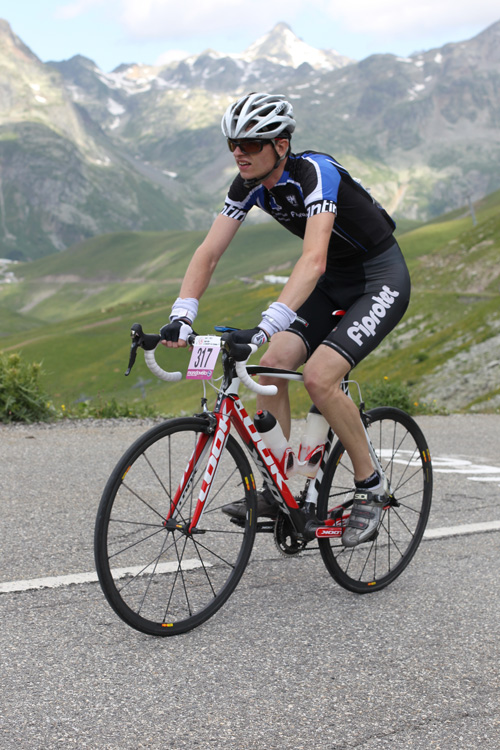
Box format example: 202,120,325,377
317,407,432,593
94,417,257,635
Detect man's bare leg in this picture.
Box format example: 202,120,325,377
303,344,374,482
256,331,307,440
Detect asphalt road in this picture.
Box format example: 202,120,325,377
1,414,499,749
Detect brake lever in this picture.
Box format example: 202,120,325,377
125,323,162,376
220,331,253,362
125,323,143,376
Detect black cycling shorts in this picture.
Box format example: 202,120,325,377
288,242,411,368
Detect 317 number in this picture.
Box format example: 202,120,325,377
193,346,213,369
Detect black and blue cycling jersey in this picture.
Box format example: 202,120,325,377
221,150,396,273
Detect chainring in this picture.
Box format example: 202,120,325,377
273,511,307,557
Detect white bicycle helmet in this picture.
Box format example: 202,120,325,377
221,92,296,140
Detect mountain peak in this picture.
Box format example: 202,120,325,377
0,18,40,65
241,22,353,70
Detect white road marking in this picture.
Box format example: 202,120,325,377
383,451,500,484
423,520,500,539
1,520,499,594
0,559,210,594
467,477,500,482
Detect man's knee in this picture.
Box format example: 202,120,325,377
303,346,350,401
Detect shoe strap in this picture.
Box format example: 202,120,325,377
353,490,385,505
348,507,377,528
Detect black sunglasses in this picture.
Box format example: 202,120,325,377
227,139,270,154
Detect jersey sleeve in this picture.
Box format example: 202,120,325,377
220,175,260,222
301,154,340,219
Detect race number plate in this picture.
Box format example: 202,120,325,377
186,336,221,380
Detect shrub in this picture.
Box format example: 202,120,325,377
361,378,415,413
0,352,55,423
61,396,159,420
0,353,162,423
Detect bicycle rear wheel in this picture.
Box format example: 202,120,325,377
94,417,257,636
317,407,432,593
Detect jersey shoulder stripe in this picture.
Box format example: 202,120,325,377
290,151,342,205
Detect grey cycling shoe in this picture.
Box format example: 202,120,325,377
222,486,278,521
342,489,387,547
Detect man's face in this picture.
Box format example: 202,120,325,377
227,138,288,181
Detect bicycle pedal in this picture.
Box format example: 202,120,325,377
328,506,345,522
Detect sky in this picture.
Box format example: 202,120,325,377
2,0,499,72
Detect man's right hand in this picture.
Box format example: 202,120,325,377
222,327,268,361
160,319,193,348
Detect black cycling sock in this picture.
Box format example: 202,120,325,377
355,471,380,490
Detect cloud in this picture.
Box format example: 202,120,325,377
155,49,191,65
55,0,108,20
319,0,499,40
119,0,304,40
55,0,499,48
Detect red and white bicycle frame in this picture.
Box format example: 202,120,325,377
164,359,346,540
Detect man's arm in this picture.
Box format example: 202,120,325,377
179,213,242,300
276,211,334,311
253,211,334,342
161,213,241,347
208,212,335,348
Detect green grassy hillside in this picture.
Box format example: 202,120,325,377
354,190,500,410
1,190,499,416
0,223,303,325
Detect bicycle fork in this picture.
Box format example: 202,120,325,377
164,415,230,534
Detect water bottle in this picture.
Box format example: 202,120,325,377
254,410,295,477
297,405,329,478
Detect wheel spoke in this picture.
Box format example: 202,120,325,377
107,523,169,561
317,407,432,593
95,418,256,636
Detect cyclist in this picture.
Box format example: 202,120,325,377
160,92,411,547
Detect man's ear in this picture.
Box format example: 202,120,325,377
274,138,290,157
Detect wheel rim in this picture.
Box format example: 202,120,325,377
96,421,256,634
318,408,432,591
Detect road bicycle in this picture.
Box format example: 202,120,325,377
94,321,433,636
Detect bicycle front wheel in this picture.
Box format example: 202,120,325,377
317,407,432,593
94,417,257,636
